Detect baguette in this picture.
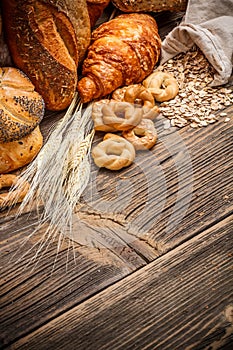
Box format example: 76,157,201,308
112,0,187,12
2,0,91,111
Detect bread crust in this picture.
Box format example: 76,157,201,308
111,0,187,12
0,126,43,173
77,13,161,103
2,0,91,111
0,67,45,143
87,0,110,28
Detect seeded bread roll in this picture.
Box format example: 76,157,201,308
0,67,45,143
2,0,91,111
111,0,187,12
0,126,43,173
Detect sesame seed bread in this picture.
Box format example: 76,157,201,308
0,126,43,173
0,67,45,143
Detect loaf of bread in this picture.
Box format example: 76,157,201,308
77,13,161,103
87,0,111,28
0,67,45,143
111,0,187,12
0,126,43,173
2,0,91,111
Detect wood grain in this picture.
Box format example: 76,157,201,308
8,215,233,350
0,208,146,347
0,7,232,349
69,108,233,258
0,110,232,348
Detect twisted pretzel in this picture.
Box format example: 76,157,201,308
0,174,30,209
102,100,143,131
112,84,160,120
143,71,179,102
91,99,117,132
92,133,135,170
122,119,157,150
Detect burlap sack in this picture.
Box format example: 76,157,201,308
161,0,233,86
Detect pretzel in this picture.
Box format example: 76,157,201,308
0,174,30,209
122,119,157,150
102,100,143,131
112,86,128,102
91,99,117,132
112,84,160,120
92,133,136,170
143,71,179,102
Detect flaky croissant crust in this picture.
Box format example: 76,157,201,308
77,13,161,103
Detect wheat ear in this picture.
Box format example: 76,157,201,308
5,94,95,262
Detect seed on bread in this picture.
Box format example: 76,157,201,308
0,67,45,143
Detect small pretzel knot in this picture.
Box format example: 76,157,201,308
113,84,160,120
143,71,179,102
102,100,143,131
92,134,136,170
0,174,30,209
91,99,117,132
122,119,157,150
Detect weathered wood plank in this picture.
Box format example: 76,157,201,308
0,8,232,349
1,108,232,265
0,207,147,347
0,100,232,348
2,110,232,262
7,214,233,350
69,108,233,258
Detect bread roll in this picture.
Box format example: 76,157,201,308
77,13,161,103
0,126,43,174
111,0,187,12
2,0,91,111
0,67,45,143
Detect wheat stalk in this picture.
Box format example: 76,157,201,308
6,94,95,264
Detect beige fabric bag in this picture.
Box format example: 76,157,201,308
161,0,233,86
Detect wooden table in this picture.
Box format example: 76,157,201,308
1,8,233,350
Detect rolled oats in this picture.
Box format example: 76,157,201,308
157,46,233,128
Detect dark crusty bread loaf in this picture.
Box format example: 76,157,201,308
112,0,187,12
0,67,45,143
2,0,91,111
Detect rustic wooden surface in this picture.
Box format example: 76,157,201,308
0,6,233,350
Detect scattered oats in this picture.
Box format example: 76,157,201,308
163,119,171,129
156,45,233,128
199,120,208,127
209,113,217,119
224,117,230,122
171,119,176,126
190,122,199,128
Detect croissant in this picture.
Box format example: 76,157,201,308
77,13,161,103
